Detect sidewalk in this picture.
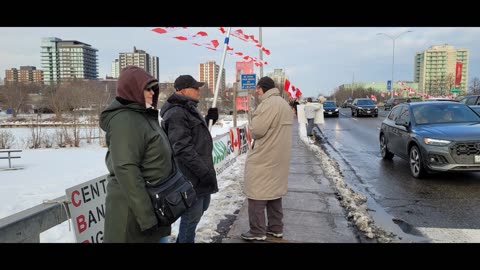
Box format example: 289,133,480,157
224,119,359,243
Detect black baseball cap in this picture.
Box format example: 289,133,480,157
174,75,205,91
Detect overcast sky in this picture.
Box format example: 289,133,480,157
1,27,480,98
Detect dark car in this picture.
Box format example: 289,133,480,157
384,98,407,111
342,99,353,108
459,95,480,105
379,101,480,178
470,105,480,115
323,101,339,117
425,98,458,102
351,98,378,117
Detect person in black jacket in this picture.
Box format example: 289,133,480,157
160,74,219,243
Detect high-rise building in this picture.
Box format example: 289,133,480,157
114,47,159,79
268,69,288,99
150,56,159,81
41,37,98,84
5,66,44,84
199,61,225,93
414,44,469,95
111,59,120,79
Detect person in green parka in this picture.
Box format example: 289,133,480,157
100,66,173,243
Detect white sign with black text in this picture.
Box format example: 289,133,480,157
66,175,107,243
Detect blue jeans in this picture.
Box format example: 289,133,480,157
176,194,211,243
307,118,315,136
159,236,169,243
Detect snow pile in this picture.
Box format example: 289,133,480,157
300,128,396,242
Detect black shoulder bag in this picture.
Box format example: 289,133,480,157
145,156,197,226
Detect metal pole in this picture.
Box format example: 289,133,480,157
209,27,231,131
259,27,263,77
352,72,354,98
391,39,395,99
233,80,237,128
377,30,412,99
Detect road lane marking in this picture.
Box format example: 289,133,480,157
416,227,480,243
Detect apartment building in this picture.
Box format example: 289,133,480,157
414,44,469,95
199,61,226,93
113,47,159,80
41,37,98,83
5,66,44,84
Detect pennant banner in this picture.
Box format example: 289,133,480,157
152,27,270,67
220,27,271,56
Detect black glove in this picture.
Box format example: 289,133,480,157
205,107,219,125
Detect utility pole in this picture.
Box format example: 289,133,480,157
259,27,263,78
233,78,237,128
377,30,413,99
351,72,354,98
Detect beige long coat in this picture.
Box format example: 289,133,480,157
244,88,293,200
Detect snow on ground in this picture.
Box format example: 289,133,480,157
0,118,248,243
299,123,396,242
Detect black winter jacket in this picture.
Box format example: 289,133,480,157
160,94,218,197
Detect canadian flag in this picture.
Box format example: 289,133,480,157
284,79,302,99
408,88,416,96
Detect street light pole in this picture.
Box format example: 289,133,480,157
377,30,412,99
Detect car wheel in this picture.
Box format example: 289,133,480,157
409,145,427,178
374,114,378,117
351,110,354,116
380,134,394,160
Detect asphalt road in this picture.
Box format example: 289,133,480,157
318,107,480,242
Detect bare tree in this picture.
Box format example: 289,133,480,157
429,76,443,96
198,86,213,115
220,86,234,114
43,83,70,119
0,130,15,149
0,83,29,117
469,77,480,94
444,73,456,95
28,114,42,149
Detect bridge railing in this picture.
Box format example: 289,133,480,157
0,174,108,243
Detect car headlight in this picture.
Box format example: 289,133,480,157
335,108,339,111
424,138,451,146
374,106,378,109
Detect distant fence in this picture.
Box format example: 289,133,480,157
0,125,252,243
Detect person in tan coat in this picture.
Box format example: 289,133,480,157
241,76,294,241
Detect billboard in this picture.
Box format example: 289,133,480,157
236,62,254,81
455,62,463,86
236,96,249,111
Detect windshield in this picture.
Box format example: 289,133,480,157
471,106,480,115
357,99,375,105
412,103,480,125
324,102,336,107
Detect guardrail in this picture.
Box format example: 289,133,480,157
0,174,110,243
0,195,70,243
